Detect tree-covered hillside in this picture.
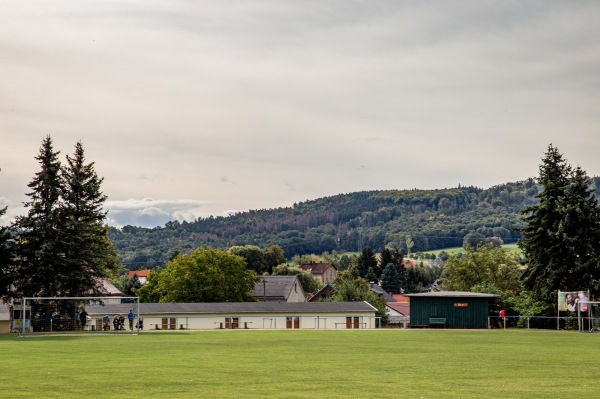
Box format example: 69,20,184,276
109,178,596,270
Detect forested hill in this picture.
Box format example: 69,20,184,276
109,178,600,269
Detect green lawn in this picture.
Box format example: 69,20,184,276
1,329,598,398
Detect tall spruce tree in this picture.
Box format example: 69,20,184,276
380,263,400,294
357,247,377,279
0,170,16,300
556,167,600,290
519,145,600,303
14,136,65,297
60,141,120,296
379,248,394,279
13,137,120,298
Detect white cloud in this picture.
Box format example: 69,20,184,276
104,198,213,228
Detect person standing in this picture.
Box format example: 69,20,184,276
128,309,135,331
79,309,88,330
102,315,110,331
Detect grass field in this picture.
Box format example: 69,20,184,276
1,329,599,398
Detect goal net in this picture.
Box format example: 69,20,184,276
579,301,600,333
18,296,140,337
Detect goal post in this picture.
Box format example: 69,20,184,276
579,301,600,333
18,296,140,337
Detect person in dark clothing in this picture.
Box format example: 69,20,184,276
79,309,88,330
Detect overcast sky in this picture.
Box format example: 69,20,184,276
1,1,599,228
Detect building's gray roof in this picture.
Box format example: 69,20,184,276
405,291,500,298
369,283,396,302
85,301,377,315
250,275,304,301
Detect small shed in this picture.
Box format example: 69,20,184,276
406,291,499,329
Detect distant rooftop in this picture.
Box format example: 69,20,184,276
405,291,499,298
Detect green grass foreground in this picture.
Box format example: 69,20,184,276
1,329,598,398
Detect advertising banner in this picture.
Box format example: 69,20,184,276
558,290,589,312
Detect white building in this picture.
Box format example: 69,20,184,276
85,301,379,330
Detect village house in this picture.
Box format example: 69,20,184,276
386,302,410,327
298,262,337,284
251,275,306,303
128,269,151,285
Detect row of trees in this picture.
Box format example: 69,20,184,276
1,136,121,300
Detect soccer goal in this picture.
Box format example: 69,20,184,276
18,296,140,337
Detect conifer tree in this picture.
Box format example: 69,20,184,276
60,141,120,296
357,247,377,278
379,248,394,279
380,263,400,294
14,136,65,297
0,171,16,300
364,267,377,283
13,137,121,298
519,145,600,303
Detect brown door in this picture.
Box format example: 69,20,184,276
286,317,299,329
346,317,352,329
225,317,239,329
353,317,360,329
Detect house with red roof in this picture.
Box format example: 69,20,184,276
128,269,151,285
392,294,409,303
386,302,410,327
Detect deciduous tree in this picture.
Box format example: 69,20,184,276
145,247,258,303
328,270,387,323
442,245,522,294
